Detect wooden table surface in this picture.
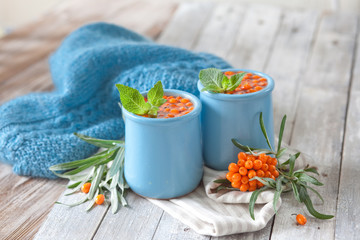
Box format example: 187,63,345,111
0,0,359,239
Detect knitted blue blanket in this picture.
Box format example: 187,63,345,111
0,23,231,178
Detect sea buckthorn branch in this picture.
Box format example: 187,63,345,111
50,133,128,214
213,113,334,220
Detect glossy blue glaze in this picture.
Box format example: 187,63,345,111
122,89,203,199
197,69,275,170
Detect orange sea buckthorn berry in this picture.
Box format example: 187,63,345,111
186,102,193,107
245,161,254,169
254,86,263,91
249,185,257,192
248,170,256,179
228,163,240,173
232,173,241,182
239,167,248,176
237,159,245,167
271,158,278,166
273,170,279,178
241,175,249,184
167,114,175,118
231,181,241,189
240,183,249,192
261,163,269,171
296,214,307,225
249,180,257,188
270,175,276,180
256,170,265,178
268,165,276,173
95,194,105,205
179,107,187,112
238,152,247,160
189,107,194,111
81,182,91,193
224,71,235,75
257,180,264,188
247,155,255,162
180,98,190,103
169,98,177,103
226,172,235,182
258,153,267,162
176,96,182,100
170,109,180,114
253,160,263,170
265,171,272,178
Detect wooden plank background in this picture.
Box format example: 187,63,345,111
0,0,358,239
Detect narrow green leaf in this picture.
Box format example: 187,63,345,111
227,72,246,91
74,133,124,148
67,181,82,189
55,197,88,207
276,176,284,192
86,189,99,212
109,147,125,177
231,139,256,151
88,165,105,200
277,115,287,153
259,112,274,151
199,68,224,91
147,81,164,106
273,189,282,213
116,84,150,115
252,176,276,188
49,148,116,171
304,167,320,175
213,179,231,184
249,187,269,220
118,190,128,207
111,188,120,214
276,147,287,159
289,152,301,176
299,186,333,219
297,173,323,186
299,182,324,203
291,181,301,203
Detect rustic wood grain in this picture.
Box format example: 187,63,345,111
270,12,358,240
226,4,282,70
158,2,215,49
92,192,164,240
192,3,247,58
335,30,360,239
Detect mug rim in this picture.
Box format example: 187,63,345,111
197,68,275,101
121,89,201,124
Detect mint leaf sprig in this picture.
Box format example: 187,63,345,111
213,113,334,221
116,81,167,118
49,133,128,214
199,68,246,93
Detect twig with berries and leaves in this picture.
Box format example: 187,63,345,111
213,113,334,220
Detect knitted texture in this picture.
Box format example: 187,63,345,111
0,23,231,178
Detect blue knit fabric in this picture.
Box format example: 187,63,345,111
0,23,231,178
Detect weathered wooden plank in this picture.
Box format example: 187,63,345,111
270,12,358,240
92,192,164,240
0,164,66,240
157,2,215,49
0,0,175,83
266,9,319,143
226,4,282,70
151,211,209,240
335,31,360,240
33,187,110,240
193,4,247,58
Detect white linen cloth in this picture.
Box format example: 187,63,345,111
148,166,281,236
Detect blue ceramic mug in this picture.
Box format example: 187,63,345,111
122,89,203,199
197,69,275,170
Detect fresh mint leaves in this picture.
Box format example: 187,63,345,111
199,68,246,93
116,81,166,118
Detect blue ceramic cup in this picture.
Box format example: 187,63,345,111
122,89,203,199
197,69,275,170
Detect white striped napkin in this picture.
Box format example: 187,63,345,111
148,167,281,236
